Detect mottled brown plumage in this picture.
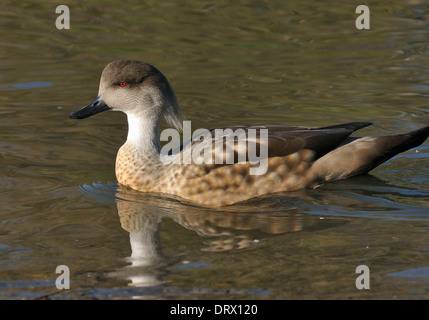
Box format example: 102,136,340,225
70,60,429,206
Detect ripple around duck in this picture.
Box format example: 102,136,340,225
76,182,118,203
72,174,429,223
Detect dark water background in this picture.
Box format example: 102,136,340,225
0,1,428,299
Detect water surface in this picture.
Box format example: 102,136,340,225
0,0,428,299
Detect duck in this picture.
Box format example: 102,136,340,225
70,60,429,206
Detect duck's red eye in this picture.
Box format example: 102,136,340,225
119,82,126,87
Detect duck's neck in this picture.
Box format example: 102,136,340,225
125,113,161,157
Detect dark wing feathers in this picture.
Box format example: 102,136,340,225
205,122,373,160
169,122,373,163
172,121,429,180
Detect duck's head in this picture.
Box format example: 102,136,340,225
70,60,183,131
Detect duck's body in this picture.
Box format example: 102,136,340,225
70,60,429,206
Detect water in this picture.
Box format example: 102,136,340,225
0,0,428,300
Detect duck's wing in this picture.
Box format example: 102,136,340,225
236,121,373,159
168,121,428,187
182,122,373,164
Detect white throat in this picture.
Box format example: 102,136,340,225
126,113,161,154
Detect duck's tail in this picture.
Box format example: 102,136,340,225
310,126,429,183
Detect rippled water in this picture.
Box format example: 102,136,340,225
0,1,428,300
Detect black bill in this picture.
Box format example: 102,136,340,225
70,96,110,119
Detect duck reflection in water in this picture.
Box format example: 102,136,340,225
106,185,339,288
